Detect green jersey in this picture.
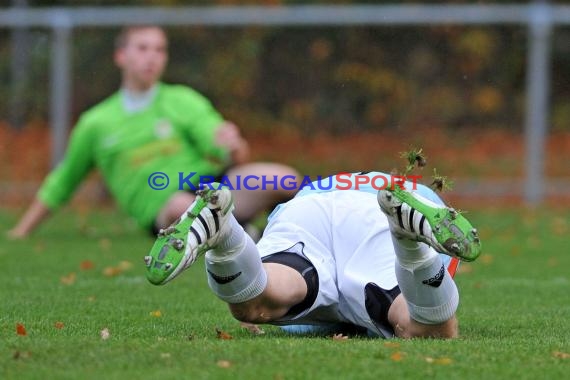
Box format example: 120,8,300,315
38,82,229,228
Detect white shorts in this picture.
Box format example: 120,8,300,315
256,184,457,337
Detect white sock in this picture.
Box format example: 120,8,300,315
391,233,438,271
213,215,248,257
205,216,267,304
391,235,458,325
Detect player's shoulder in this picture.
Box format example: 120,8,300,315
159,82,211,107
76,92,122,129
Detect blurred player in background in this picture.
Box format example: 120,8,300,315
144,173,482,338
8,26,298,238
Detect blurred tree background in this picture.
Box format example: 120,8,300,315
3,0,569,133
1,0,569,202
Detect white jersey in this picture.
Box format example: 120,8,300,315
256,173,457,337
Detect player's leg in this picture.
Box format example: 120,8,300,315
378,185,482,339
154,192,196,231
225,162,300,222
145,185,308,322
227,262,308,324
387,294,458,338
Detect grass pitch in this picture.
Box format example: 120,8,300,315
1,206,569,379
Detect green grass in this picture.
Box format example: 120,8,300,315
1,206,569,379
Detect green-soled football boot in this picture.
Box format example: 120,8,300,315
377,186,481,262
145,184,234,285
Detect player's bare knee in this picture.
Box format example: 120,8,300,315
275,166,301,195
228,304,254,323
228,302,270,324
390,297,458,339
228,302,260,323
435,316,459,339
407,316,459,339
275,164,300,180
166,193,194,219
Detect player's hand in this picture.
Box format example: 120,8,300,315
215,122,250,164
6,228,28,240
215,122,242,149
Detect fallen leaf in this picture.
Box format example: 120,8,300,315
100,328,110,340
478,226,492,240
240,322,265,335
150,310,162,318
102,266,122,277
522,214,537,229
216,328,233,340
16,323,27,336
390,351,405,361
553,351,570,359
160,353,171,359
217,360,232,368
13,351,31,360
425,356,454,364
332,333,349,341
547,257,559,267
60,272,77,285
54,321,65,329
551,217,567,236
509,245,521,257
480,254,494,265
99,238,112,251
473,282,485,289
499,231,516,243
103,261,133,277
436,357,453,365
118,261,133,271
80,260,95,270
87,296,96,302
383,341,400,348
457,263,473,274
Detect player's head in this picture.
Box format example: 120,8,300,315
114,26,168,91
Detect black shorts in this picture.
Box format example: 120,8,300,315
261,251,319,318
263,251,401,337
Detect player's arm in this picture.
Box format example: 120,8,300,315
180,87,250,166
7,118,95,238
7,199,51,239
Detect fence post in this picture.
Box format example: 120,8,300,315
9,0,31,130
49,11,72,168
524,3,552,205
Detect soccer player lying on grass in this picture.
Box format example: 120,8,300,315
145,172,482,339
